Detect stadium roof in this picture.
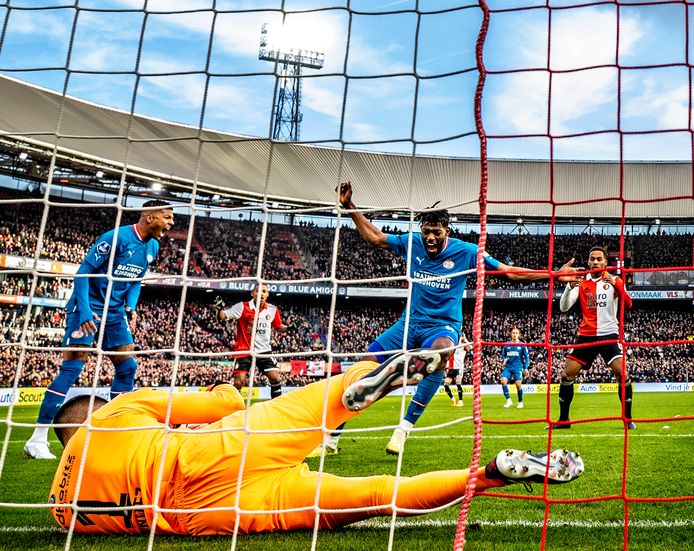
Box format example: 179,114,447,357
0,74,691,220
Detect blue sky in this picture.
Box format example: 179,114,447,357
0,0,690,161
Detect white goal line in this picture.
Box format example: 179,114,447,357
3,517,694,534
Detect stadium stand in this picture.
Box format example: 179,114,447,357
2,190,690,287
1,190,692,389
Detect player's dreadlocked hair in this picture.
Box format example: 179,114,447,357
416,201,451,228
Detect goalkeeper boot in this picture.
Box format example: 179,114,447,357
486,449,584,487
342,349,441,412
24,440,57,460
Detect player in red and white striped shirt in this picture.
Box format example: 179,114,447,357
548,246,635,430
216,284,288,399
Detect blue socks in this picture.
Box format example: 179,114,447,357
502,384,510,399
517,388,524,403
36,356,137,424
37,359,84,424
404,370,445,425
111,357,138,400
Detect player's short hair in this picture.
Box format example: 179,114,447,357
53,395,108,446
142,199,172,211
416,208,450,228
588,246,608,260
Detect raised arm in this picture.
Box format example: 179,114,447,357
339,181,389,249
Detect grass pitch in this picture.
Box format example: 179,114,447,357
1,391,693,550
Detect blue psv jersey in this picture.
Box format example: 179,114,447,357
502,342,530,371
66,225,159,316
386,233,500,327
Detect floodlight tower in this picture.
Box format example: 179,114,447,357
259,23,325,141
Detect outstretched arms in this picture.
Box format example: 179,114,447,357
496,258,578,282
112,385,245,426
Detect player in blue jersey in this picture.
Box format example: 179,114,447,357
24,200,174,459
500,327,530,409
307,182,577,458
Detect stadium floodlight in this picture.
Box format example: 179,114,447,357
514,216,529,235
151,182,163,192
18,152,28,161
95,170,104,178
259,22,325,141
654,218,661,225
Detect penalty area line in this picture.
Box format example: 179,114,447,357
3,518,694,533
348,433,694,440
0,525,64,533
354,517,694,530
6,433,694,446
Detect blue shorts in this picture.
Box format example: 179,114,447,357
368,318,460,361
501,368,524,382
62,310,133,350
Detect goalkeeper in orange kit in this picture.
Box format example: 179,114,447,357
48,350,584,536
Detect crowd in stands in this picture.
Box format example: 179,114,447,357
301,225,407,288
460,306,694,385
1,295,692,388
1,190,691,289
1,189,692,390
0,276,71,299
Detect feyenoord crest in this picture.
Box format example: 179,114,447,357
443,260,454,269
603,283,610,290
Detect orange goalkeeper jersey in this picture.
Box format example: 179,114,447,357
49,386,244,534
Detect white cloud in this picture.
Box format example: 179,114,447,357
348,121,388,142
549,9,644,71
301,82,345,120
491,71,549,135
622,74,689,130
347,36,412,76
491,7,644,137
